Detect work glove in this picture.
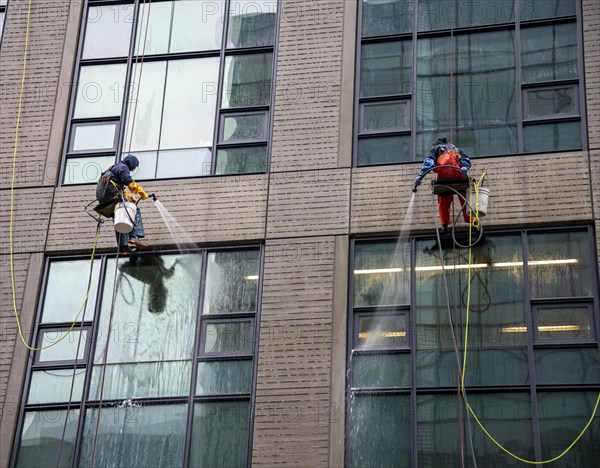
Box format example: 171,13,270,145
413,177,422,192
124,192,137,202
460,166,469,175
128,181,149,200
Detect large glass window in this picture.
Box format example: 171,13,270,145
356,0,584,166
348,228,600,466
62,0,278,184
13,247,262,467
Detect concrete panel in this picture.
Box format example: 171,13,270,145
267,168,350,238
270,0,345,172
351,153,594,234
253,238,337,467
0,1,74,188
0,187,53,255
584,0,600,150
46,176,269,252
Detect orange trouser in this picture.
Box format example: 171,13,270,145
438,192,474,225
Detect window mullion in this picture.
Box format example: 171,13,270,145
115,0,142,165
522,231,543,461
183,249,208,468
71,253,108,468
210,0,231,175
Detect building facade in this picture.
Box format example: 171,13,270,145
0,0,599,467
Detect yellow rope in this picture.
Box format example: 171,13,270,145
8,0,101,351
460,174,600,464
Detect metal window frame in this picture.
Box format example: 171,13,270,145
358,98,412,135
346,226,600,467
67,120,121,155
532,301,596,343
33,326,92,367
522,83,580,122
61,0,280,186
353,309,410,351
353,0,587,169
12,245,263,468
218,110,270,144
199,317,256,356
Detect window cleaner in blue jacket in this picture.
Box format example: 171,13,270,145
96,154,152,253
413,137,478,232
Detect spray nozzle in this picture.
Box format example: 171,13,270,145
149,193,158,201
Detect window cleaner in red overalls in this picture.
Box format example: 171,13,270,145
413,137,478,232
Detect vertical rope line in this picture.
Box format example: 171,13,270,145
90,240,123,468
55,222,102,467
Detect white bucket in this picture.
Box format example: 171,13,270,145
113,202,136,233
476,187,490,217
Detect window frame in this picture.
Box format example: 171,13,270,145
353,0,587,167
522,82,580,123
11,245,264,468
346,225,600,466
532,300,596,344
59,0,280,186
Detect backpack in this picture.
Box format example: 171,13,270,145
96,166,119,202
434,146,463,179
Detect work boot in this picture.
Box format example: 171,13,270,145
119,245,135,256
128,237,149,249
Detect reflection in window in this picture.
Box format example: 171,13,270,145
74,64,126,119
80,405,188,468
537,306,592,341
523,121,582,153
37,330,87,363
528,232,593,298
538,392,600,465
222,53,274,108
349,231,598,466
16,410,79,468
356,314,407,348
203,321,254,353
520,0,576,22
64,0,276,183
203,250,260,314
352,353,410,389
191,401,250,468
357,0,583,165
215,146,267,175
17,248,259,468
521,24,578,84
28,370,85,405
41,260,101,323
197,360,253,395
360,41,412,98
362,0,412,37
228,0,278,48
82,5,133,59
418,0,514,31
354,242,410,307
350,395,411,468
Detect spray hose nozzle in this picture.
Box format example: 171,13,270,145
149,193,157,201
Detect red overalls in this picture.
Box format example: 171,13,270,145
434,150,476,226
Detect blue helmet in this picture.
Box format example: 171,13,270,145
122,154,140,171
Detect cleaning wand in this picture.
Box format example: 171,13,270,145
148,193,158,201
